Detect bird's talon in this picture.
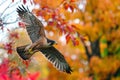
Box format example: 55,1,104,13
28,49,33,54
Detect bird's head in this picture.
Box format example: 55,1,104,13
47,39,57,46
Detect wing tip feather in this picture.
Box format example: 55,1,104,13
39,47,73,74
65,66,73,74
16,5,30,15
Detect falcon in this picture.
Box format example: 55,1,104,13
16,5,72,74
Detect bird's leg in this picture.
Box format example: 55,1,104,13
24,44,33,54
24,44,32,51
17,44,34,60
24,39,42,52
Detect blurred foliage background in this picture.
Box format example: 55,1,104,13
0,0,120,80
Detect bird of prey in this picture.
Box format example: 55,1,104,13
16,5,72,74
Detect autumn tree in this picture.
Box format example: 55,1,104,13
1,0,120,80
33,0,120,80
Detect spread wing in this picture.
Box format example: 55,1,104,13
39,47,72,74
16,5,72,74
17,45,72,74
16,5,45,43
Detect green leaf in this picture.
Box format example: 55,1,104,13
115,46,120,54
101,39,107,43
101,48,108,57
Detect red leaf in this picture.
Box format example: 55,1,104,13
12,0,14,2
48,21,54,26
10,68,22,80
74,39,79,46
71,35,79,46
0,59,9,74
66,34,71,44
0,59,40,80
7,49,13,54
22,60,30,68
4,43,12,50
52,13,56,19
64,3,69,10
18,22,26,28
10,32,19,39
0,74,9,80
23,0,26,4
27,72,40,80
79,35,86,42
4,42,13,54
69,6,74,12
67,26,74,32
70,0,76,2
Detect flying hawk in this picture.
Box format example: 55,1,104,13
16,5,72,74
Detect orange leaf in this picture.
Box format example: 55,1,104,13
66,33,71,43
74,39,79,46
64,3,69,10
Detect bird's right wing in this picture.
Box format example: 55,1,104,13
16,5,46,43
39,46,72,74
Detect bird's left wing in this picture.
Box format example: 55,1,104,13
16,45,72,74
39,47,72,74
16,5,46,43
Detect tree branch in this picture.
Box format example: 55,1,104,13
83,41,91,61
91,38,101,58
3,19,18,25
0,2,12,18
0,0,7,6
78,33,91,61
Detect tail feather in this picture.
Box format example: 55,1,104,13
16,45,34,60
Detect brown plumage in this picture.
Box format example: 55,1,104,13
16,5,72,74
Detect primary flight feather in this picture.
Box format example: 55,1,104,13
16,5,72,74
